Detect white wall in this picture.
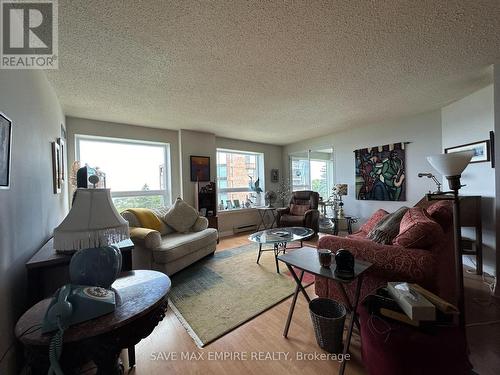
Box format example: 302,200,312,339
178,129,216,206
283,110,443,226
442,85,496,276
66,117,181,202
0,70,67,373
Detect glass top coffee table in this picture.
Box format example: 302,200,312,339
249,227,314,273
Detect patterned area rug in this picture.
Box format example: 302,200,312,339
168,243,315,347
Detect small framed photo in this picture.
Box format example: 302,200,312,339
445,140,490,164
226,200,233,209
271,168,279,183
51,141,62,194
57,137,65,181
190,155,210,182
0,112,12,189
233,199,240,208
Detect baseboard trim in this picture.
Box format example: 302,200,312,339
219,230,234,238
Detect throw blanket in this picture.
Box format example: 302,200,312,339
367,206,409,244
123,208,162,231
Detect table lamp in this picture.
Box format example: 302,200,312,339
425,150,473,330
334,184,348,218
54,188,129,288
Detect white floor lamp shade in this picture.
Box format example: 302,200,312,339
54,189,129,251
426,151,474,177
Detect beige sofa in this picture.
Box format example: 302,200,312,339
122,207,218,276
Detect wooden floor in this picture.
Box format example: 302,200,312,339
122,233,500,375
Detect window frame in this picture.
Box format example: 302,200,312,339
289,148,334,199
216,148,265,209
75,134,172,206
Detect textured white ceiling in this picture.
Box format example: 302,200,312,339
47,1,500,145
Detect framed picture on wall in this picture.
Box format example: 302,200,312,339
0,112,12,189
51,141,62,194
190,155,210,181
445,139,490,164
271,168,279,183
57,137,65,181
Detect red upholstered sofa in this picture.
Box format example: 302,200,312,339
315,199,457,306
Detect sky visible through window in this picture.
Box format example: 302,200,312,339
78,139,165,192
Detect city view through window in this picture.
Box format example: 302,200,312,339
76,136,170,211
291,149,333,200
217,150,263,209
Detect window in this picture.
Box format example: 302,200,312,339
290,148,334,200
291,154,310,192
216,149,264,210
76,135,171,211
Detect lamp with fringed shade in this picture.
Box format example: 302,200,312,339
54,189,129,289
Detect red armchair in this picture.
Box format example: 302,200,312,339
276,190,320,234
315,199,457,306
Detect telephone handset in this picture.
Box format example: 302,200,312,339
44,285,73,331
43,284,116,333
43,284,117,374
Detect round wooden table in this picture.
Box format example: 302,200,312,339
15,270,171,375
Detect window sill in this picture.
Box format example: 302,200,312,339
218,207,262,215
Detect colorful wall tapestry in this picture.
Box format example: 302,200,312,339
355,142,406,201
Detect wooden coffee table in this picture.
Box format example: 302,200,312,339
15,270,170,374
277,247,372,375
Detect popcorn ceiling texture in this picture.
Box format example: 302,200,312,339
46,1,500,145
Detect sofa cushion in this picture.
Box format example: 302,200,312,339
121,210,141,228
192,216,209,232
279,214,305,226
152,228,218,264
368,207,409,244
164,198,199,233
151,207,176,235
359,209,389,234
393,207,443,249
426,201,453,231
290,204,309,216
122,208,162,231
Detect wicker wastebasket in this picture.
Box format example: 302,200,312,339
309,298,346,353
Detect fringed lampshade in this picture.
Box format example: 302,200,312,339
54,189,129,251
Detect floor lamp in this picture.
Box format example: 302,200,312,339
425,150,473,330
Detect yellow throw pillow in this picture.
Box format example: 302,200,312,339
123,208,162,231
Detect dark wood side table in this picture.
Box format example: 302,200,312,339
459,195,482,275
277,247,372,375
15,270,170,375
26,238,134,305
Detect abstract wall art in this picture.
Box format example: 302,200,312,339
190,155,210,182
355,142,406,201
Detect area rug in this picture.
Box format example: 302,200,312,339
168,243,315,347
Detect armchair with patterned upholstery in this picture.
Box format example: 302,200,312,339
276,190,320,234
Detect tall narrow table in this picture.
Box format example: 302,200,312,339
277,247,372,375
256,207,278,230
